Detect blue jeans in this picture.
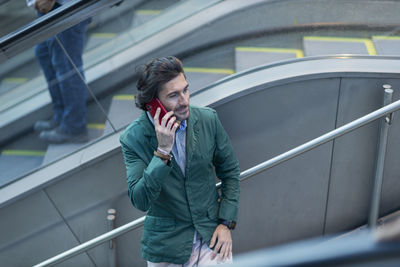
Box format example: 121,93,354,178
34,4,90,134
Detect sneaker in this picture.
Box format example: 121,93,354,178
39,127,89,144
34,119,59,132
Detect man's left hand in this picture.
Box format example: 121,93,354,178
209,224,232,261
35,0,55,14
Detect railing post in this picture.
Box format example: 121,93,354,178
368,85,394,229
107,209,117,267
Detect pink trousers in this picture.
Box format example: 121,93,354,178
147,232,232,267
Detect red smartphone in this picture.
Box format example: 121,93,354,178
145,98,170,125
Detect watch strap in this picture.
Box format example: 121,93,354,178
154,150,172,161
219,219,236,230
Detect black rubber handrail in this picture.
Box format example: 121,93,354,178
0,0,95,46
0,0,122,60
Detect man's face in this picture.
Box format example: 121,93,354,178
158,72,190,122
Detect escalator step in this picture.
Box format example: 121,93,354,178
0,150,45,186
235,47,304,72
86,33,118,51
132,9,162,27
41,126,105,166
135,9,162,15
0,77,28,94
103,94,139,136
372,36,400,55
1,150,45,156
87,123,106,130
303,36,377,56
183,67,234,94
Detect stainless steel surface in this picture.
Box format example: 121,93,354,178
369,86,394,228
107,210,117,267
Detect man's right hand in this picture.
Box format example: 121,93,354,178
154,108,179,154
35,0,56,14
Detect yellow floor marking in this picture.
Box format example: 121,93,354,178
87,123,105,130
91,33,117,38
2,77,28,83
2,150,45,156
135,10,162,15
236,47,304,58
372,36,400,40
304,36,377,55
113,95,135,101
184,67,234,75
364,40,377,55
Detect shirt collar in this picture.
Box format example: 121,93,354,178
178,120,187,132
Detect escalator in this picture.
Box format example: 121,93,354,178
1,0,400,266
0,0,210,184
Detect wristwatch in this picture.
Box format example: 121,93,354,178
219,219,236,230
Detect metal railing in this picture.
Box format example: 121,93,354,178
34,90,400,267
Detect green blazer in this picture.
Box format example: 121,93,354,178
120,106,240,264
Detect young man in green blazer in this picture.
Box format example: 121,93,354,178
120,56,240,266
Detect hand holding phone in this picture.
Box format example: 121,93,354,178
145,98,169,125
146,98,179,154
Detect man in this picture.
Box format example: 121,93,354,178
120,56,240,266
27,0,90,143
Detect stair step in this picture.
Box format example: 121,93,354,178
184,67,234,94
103,94,140,136
235,46,304,72
85,5,135,51
303,36,377,56
131,9,162,27
0,150,45,186
85,32,118,51
372,36,400,56
41,126,104,165
0,77,28,95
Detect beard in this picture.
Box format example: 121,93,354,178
174,105,190,122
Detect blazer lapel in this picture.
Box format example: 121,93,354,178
140,111,158,152
186,106,199,170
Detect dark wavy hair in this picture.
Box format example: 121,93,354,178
135,56,185,110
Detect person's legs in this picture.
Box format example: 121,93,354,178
183,238,231,267
34,38,63,127
147,235,232,267
33,4,64,131
50,19,90,135
195,240,232,266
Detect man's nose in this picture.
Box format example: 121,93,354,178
179,93,189,105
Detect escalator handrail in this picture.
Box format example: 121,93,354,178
33,95,400,267
0,0,92,47
0,0,122,61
